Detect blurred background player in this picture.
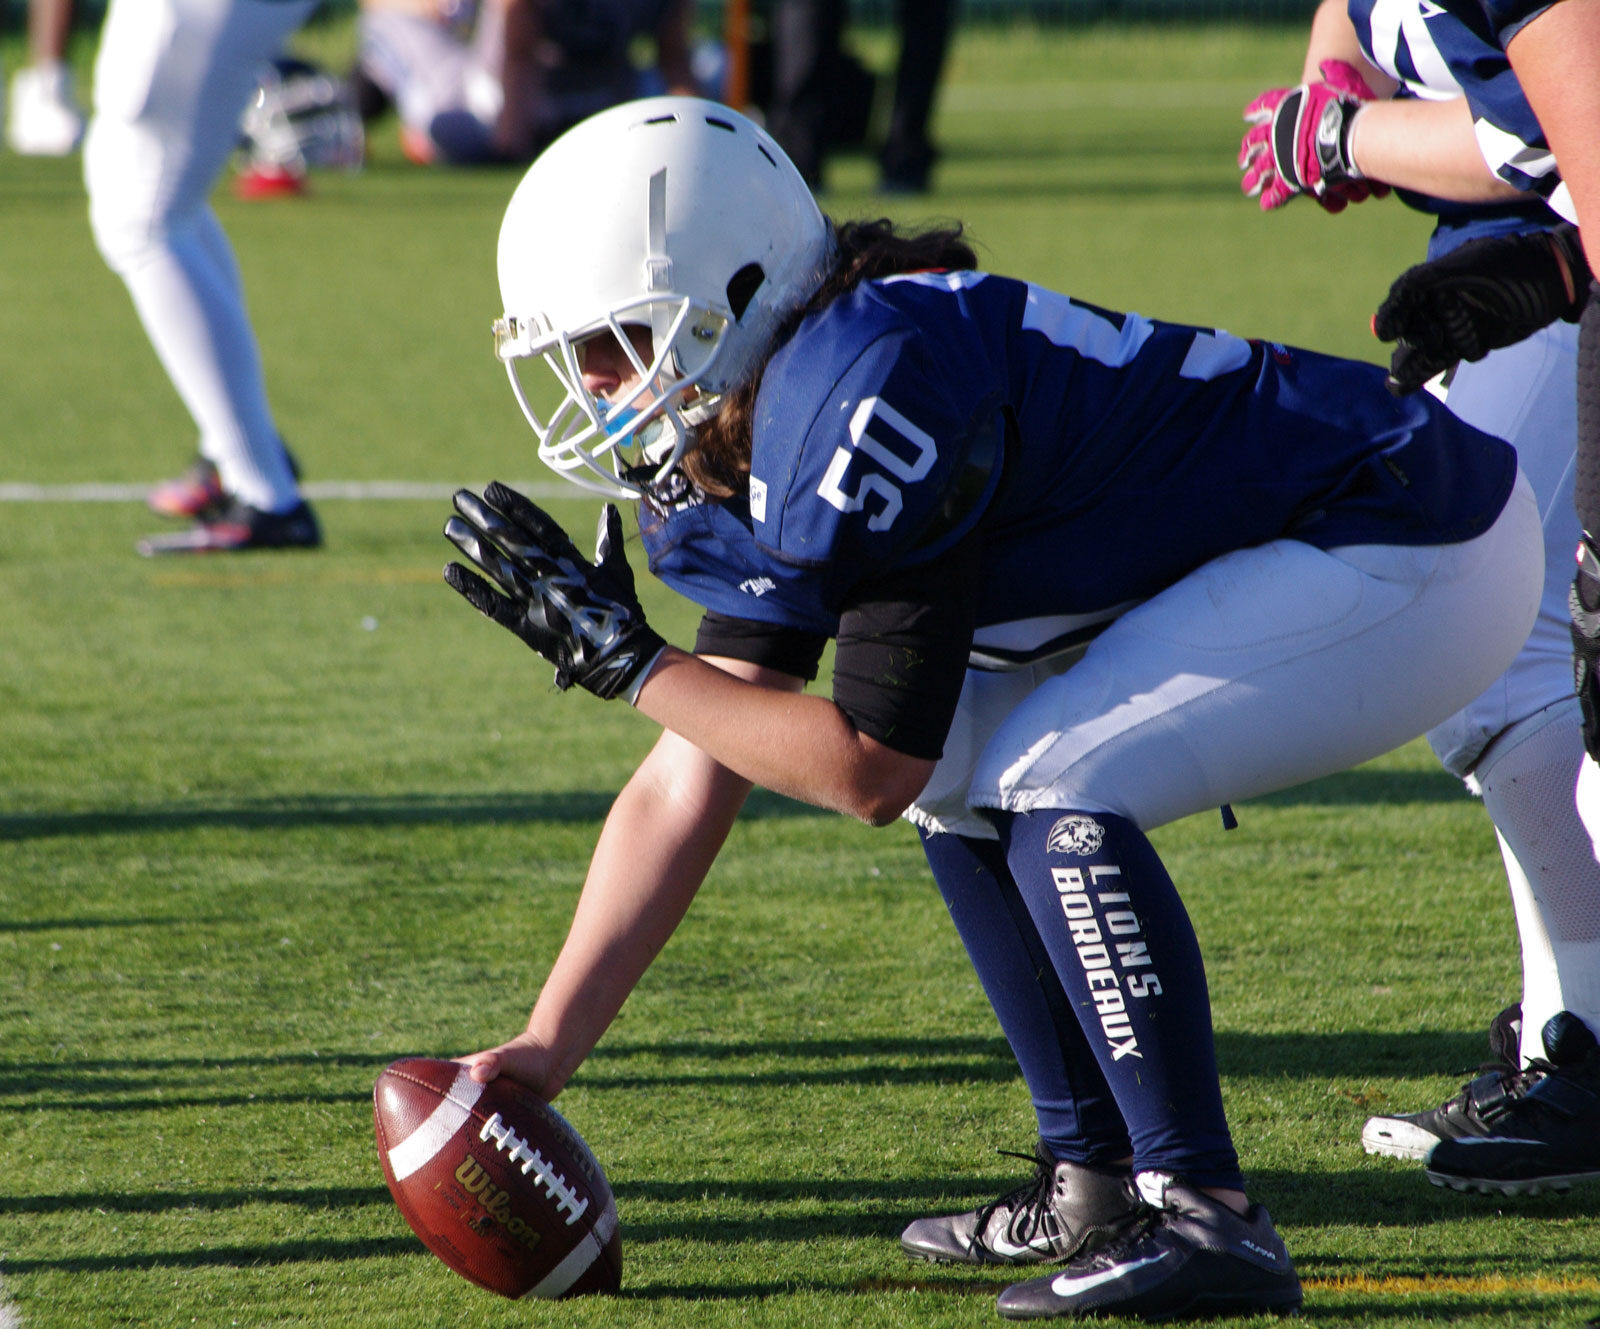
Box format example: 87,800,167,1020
1240,0,1600,1196
352,0,698,166
85,0,322,554
5,0,86,155
764,0,952,192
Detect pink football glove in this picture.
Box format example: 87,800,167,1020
1239,59,1392,214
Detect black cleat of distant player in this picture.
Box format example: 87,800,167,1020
1362,1003,1536,1160
1425,1011,1600,1195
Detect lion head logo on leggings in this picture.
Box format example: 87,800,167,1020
1044,814,1105,856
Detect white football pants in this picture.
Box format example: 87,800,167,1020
909,473,1542,847
83,0,317,513
1424,323,1600,1064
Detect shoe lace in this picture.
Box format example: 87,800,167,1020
1442,1057,1544,1119
1486,1052,1600,1126
979,1148,1058,1246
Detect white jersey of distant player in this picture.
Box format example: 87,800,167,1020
1352,0,1571,221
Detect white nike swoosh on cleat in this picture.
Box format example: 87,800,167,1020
989,1234,1055,1259
1050,1251,1170,1297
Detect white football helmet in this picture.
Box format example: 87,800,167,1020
494,97,833,500
238,58,364,175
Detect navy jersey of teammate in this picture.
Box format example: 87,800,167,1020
442,98,1545,1320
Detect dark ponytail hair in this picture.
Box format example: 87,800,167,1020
683,218,978,499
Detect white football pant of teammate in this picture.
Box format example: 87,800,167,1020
1426,326,1600,1062
83,0,316,516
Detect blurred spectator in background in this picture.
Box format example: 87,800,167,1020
878,0,952,193
5,0,86,155
765,0,952,192
353,0,698,166
85,0,322,554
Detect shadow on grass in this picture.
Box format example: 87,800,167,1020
1245,1168,1600,1232
0,1236,421,1277
5,1169,1597,1283
1249,767,1466,809
0,786,818,841
0,768,1465,843
0,916,226,933
0,1049,414,1104
0,1185,391,1216
607,1169,1600,1244
0,1028,1521,1107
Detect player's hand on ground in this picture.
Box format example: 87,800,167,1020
1373,225,1590,394
443,482,666,701
1240,60,1390,213
457,1033,563,1097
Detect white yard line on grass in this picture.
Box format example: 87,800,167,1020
0,1272,21,1329
0,482,571,503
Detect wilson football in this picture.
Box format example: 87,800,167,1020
373,1057,621,1299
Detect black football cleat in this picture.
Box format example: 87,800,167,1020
137,498,321,556
901,1142,1141,1266
1363,1003,1535,1160
1425,1011,1600,1195
995,1173,1301,1322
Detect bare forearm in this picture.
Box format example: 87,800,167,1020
633,647,932,825
527,742,750,1092
1350,96,1523,201
1508,0,1600,267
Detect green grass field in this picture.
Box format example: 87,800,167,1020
4,15,1599,1328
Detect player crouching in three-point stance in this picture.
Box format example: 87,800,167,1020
442,97,1542,1320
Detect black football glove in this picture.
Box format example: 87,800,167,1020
443,482,666,702
1374,225,1589,395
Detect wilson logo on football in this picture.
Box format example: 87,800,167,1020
1045,815,1104,856
454,1154,544,1252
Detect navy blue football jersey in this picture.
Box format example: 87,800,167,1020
640,271,1515,645
1349,0,1563,254
1347,0,1570,221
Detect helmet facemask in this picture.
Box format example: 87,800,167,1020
495,292,735,500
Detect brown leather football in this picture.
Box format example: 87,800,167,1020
373,1057,622,1298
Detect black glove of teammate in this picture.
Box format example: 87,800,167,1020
443,482,666,702
1373,225,1589,395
